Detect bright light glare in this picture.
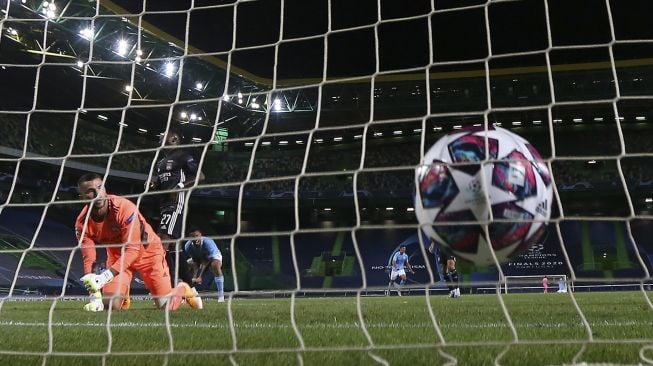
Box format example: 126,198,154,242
273,98,282,111
195,82,203,90
164,62,175,77
180,112,187,119
79,28,94,39
117,39,129,56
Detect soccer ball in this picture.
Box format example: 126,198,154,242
415,126,553,265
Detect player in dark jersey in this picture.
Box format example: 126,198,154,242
429,240,460,298
148,127,205,286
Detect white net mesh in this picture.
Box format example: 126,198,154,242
1,0,653,364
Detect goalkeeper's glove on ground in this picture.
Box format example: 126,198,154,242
83,291,104,312
81,270,114,293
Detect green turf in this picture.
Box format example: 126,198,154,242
0,291,652,365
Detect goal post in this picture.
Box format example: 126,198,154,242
503,274,568,294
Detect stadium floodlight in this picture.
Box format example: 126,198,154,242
453,125,462,129
195,82,203,90
96,114,108,121
354,134,363,139
244,142,254,146
406,207,415,212
137,128,147,133
117,39,129,56
646,198,653,203
250,101,260,109
273,98,282,111
512,121,522,126
413,128,422,132
636,116,646,121
180,112,187,119
393,130,402,135
191,137,201,142
315,138,323,143
433,126,442,131
279,140,288,145
76,60,84,68
594,117,604,122
124,85,132,92
532,120,542,124
333,137,342,141
164,62,176,77
223,95,230,101
42,1,56,19
261,141,271,146
573,118,583,123
79,28,94,40
385,207,394,211
295,140,303,144
189,113,197,120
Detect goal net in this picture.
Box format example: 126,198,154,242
1,0,653,364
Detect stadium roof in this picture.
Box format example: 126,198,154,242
1,0,653,148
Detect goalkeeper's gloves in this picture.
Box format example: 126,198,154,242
81,270,114,293
83,290,104,312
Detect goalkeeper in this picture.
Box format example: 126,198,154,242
75,173,202,311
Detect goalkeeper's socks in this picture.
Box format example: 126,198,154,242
215,275,224,298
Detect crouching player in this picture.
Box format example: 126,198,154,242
184,227,225,302
76,173,202,311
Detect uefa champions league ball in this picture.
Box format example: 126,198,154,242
415,126,553,265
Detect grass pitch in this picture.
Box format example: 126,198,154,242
0,291,652,365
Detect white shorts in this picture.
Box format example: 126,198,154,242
390,269,406,281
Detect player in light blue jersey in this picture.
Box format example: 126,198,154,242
387,245,414,296
184,227,225,302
